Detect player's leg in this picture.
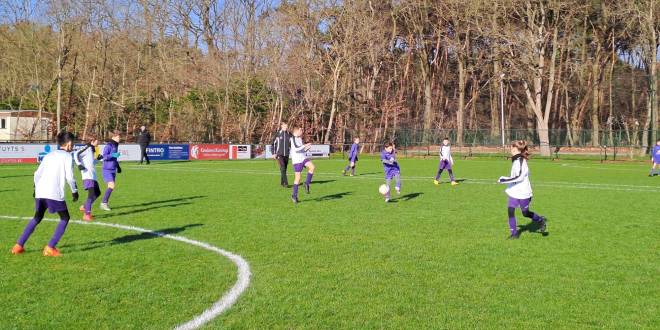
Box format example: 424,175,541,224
292,168,301,202
385,177,392,202
13,200,47,253
507,206,519,239
45,209,71,256
434,161,444,184
520,198,546,232
277,156,286,186
304,161,315,193
448,169,458,185
392,173,401,195
343,161,350,175
350,161,356,176
101,180,115,211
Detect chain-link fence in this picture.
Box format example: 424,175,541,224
335,129,660,161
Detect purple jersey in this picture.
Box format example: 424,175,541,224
348,143,359,161
102,140,120,172
381,149,400,178
653,145,660,163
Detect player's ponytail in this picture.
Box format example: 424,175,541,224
512,140,530,159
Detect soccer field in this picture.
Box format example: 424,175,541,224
1,157,658,329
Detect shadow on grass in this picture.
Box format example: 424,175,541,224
0,189,16,193
311,180,335,185
517,221,550,237
63,223,204,252
358,172,379,176
398,192,423,201
94,201,197,219
306,191,352,202
0,174,33,179
109,196,207,210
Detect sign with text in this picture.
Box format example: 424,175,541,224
229,144,251,160
146,144,189,161
190,144,229,160
0,144,57,164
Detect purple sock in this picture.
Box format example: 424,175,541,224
305,172,313,185
508,216,517,235
448,169,455,181
435,169,443,180
292,184,299,199
48,219,69,248
102,188,113,203
17,218,40,246
345,165,351,172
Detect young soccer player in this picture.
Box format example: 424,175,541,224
74,134,100,221
11,132,79,257
649,139,660,177
100,130,122,211
381,142,401,202
342,137,360,176
434,137,458,186
290,127,315,204
497,140,547,239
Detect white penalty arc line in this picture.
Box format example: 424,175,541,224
0,215,250,330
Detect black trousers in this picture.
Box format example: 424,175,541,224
277,155,289,186
140,145,150,164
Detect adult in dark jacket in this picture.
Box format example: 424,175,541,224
272,122,292,187
137,125,151,165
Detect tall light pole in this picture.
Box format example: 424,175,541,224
500,73,506,148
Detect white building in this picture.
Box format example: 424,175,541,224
0,110,52,141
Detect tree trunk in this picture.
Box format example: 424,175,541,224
457,56,466,146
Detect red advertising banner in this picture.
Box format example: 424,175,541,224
190,144,229,160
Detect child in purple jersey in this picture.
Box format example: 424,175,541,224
290,127,316,204
74,134,100,221
381,142,401,202
434,137,458,186
11,132,79,257
342,137,360,176
100,130,122,211
497,140,547,239
649,139,660,177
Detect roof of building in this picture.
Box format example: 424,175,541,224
0,110,53,118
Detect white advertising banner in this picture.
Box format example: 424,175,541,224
229,144,251,160
307,144,330,158
0,144,58,163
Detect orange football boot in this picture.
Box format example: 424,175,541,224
11,244,25,255
42,246,61,257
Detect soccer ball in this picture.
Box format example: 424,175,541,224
378,184,390,195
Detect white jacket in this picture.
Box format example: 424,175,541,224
34,149,78,201
74,144,97,181
499,155,533,199
440,145,453,164
290,136,308,164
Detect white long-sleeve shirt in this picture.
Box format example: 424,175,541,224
440,145,453,163
34,149,78,201
74,144,97,181
290,136,308,164
498,155,533,199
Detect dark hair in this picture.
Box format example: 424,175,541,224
56,131,76,147
512,140,530,159
110,130,121,137
443,137,450,141
384,142,394,149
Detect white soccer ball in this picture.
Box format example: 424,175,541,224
378,184,390,195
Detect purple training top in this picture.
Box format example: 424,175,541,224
381,149,400,178
653,145,660,163
348,143,359,161
102,140,120,172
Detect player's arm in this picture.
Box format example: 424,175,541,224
498,160,526,184
290,138,306,153
75,145,90,170
65,156,79,201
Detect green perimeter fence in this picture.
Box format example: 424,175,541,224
336,129,660,161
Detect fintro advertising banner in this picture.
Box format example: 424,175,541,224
146,144,190,161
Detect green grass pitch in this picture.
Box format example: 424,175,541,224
0,157,658,329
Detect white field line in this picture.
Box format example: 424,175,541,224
125,165,660,193
0,215,250,330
